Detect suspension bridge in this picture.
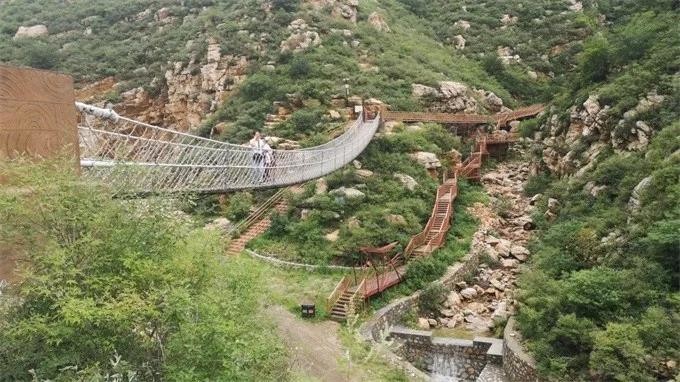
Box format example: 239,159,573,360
1,66,543,195
77,103,380,193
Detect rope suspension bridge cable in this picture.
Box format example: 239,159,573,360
76,103,380,193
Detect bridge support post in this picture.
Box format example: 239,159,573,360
0,65,79,166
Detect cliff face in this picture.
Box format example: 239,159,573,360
535,90,668,177
76,40,249,131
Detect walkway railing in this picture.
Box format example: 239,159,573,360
77,103,380,193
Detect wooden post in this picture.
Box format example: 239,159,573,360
0,65,78,166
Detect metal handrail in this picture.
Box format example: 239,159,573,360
227,188,287,238
348,277,366,316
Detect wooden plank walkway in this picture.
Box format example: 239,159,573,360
363,266,407,298
383,104,544,126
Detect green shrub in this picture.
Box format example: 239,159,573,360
589,324,650,382
524,173,552,196
579,34,611,83
225,191,253,221
0,159,286,381
418,283,447,317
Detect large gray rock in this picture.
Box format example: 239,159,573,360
460,287,478,300
583,95,601,116
447,291,462,307
409,151,441,169
485,92,503,112
510,245,530,261
14,25,48,39
412,84,439,98
628,176,652,212
329,187,365,199
439,81,468,98
355,169,374,179
394,173,418,191
491,301,510,324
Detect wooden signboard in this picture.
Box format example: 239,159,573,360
0,65,78,162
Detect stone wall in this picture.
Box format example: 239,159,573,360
360,250,482,342
388,327,503,381
245,249,353,271
503,317,542,382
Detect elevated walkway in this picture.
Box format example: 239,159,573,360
77,103,380,193
327,131,519,321
383,104,544,128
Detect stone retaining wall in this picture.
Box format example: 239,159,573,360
503,317,542,382
245,249,353,271
388,327,503,381
360,249,482,342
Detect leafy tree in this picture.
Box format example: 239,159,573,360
590,323,651,382
225,191,254,221
579,34,611,83
0,160,286,381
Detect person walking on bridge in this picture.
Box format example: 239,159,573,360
249,131,268,182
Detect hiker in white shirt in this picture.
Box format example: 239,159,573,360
249,132,271,182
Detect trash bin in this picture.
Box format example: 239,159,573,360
301,302,315,318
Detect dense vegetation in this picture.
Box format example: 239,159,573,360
0,160,286,381
249,124,455,264
1,0,678,380
519,126,680,381
514,1,680,380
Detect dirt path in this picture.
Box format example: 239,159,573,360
270,305,369,382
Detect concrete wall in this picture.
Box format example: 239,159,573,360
360,249,482,342
388,327,503,381
503,317,542,382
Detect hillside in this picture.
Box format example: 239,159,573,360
0,0,678,381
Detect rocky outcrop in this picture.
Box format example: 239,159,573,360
409,151,442,170
614,91,665,151
410,81,505,114
78,38,249,132
497,46,521,65
281,19,321,53
306,0,358,23
627,176,652,212
536,90,666,177
14,25,48,39
162,40,249,131
394,173,418,191
368,11,391,32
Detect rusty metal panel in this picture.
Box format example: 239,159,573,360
0,65,78,161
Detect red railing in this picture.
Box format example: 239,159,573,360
383,104,544,126
404,176,458,259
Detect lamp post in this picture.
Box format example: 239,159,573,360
343,77,350,105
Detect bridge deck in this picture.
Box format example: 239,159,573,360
383,104,544,126
362,266,407,298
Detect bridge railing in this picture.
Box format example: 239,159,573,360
77,103,380,193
